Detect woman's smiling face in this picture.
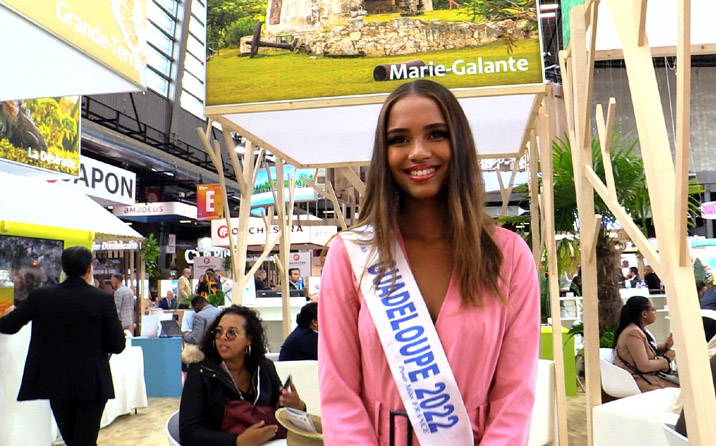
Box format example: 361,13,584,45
386,94,452,203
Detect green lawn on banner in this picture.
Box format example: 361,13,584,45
206,37,542,105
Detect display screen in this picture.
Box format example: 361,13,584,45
0,235,64,308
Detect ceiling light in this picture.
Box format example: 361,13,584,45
540,12,556,19
164,171,175,177
540,3,559,11
179,219,192,223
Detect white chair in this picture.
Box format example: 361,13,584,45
166,410,181,446
528,360,558,446
272,360,320,416
599,348,641,398
662,423,688,446
593,387,681,446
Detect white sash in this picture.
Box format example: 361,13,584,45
341,227,473,445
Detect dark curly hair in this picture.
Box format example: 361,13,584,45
200,305,268,372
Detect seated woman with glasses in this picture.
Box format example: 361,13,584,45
180,305,306,446
613,296,678,392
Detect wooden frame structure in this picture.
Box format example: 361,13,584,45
201,88,575,442
560,1,716,445
201,49,576,444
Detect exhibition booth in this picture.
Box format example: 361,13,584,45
4,0,716,445
0,173,147,446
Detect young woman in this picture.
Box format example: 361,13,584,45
613,296,678,392
180,306,306,446
318,80,540,445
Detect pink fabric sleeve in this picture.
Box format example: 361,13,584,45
481,233,540,445
318,236,379,445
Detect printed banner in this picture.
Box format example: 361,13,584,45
197,184,224,220
252,167,315,208
47,155,136,204
206,0,543,107
1,0,147,87
701,201,716,220
0,96,81,175
211,217,337,247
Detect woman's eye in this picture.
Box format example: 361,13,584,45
387,135,408,145
428,130,449,140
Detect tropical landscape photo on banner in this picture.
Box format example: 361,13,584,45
206,0,543,105
0,96,81,176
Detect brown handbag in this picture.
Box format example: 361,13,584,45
221,399,288,438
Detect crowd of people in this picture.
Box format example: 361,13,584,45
6,79,716,445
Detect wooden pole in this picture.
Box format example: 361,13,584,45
275,159,293,339
537,106,570,446
601,1,716,444
496,154,523,220
561,4,602,445
527,130,541,266
674,0,691,267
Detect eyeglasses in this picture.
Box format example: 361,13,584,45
213,328,241,341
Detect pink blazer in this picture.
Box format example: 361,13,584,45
318,227,540,446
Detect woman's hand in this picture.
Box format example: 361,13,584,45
665,333,674,350
664,349,676,362
279,380,305,410
235,421,278,446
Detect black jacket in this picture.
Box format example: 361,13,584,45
0,277,125,401
279,326,318,361
179,352,282,446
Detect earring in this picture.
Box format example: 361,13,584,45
246,345,252,356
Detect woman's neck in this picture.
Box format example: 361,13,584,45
223,356,246,373
398,196,448,240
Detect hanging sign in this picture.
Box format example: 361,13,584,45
288,252,311,279
47,155,136,204
251,167,315,209
0,96,81,176
166,234,176,254
197,184,224,220
1,0,148,87
211,217,337,247
701,201,716,220
205,0,542,108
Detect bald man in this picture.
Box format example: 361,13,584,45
178,268,192,300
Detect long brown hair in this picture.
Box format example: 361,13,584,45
355,79,504,306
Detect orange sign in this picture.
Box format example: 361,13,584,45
196,184,224,220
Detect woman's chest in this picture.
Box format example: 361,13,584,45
356,289,507,367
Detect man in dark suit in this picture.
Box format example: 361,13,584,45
254,269,268,291
0,246,125,446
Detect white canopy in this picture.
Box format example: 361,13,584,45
0,172,143,240
219,91,543,167
593,0,716,59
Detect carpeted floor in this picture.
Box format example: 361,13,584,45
97,393,589,446
98,398,179,446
